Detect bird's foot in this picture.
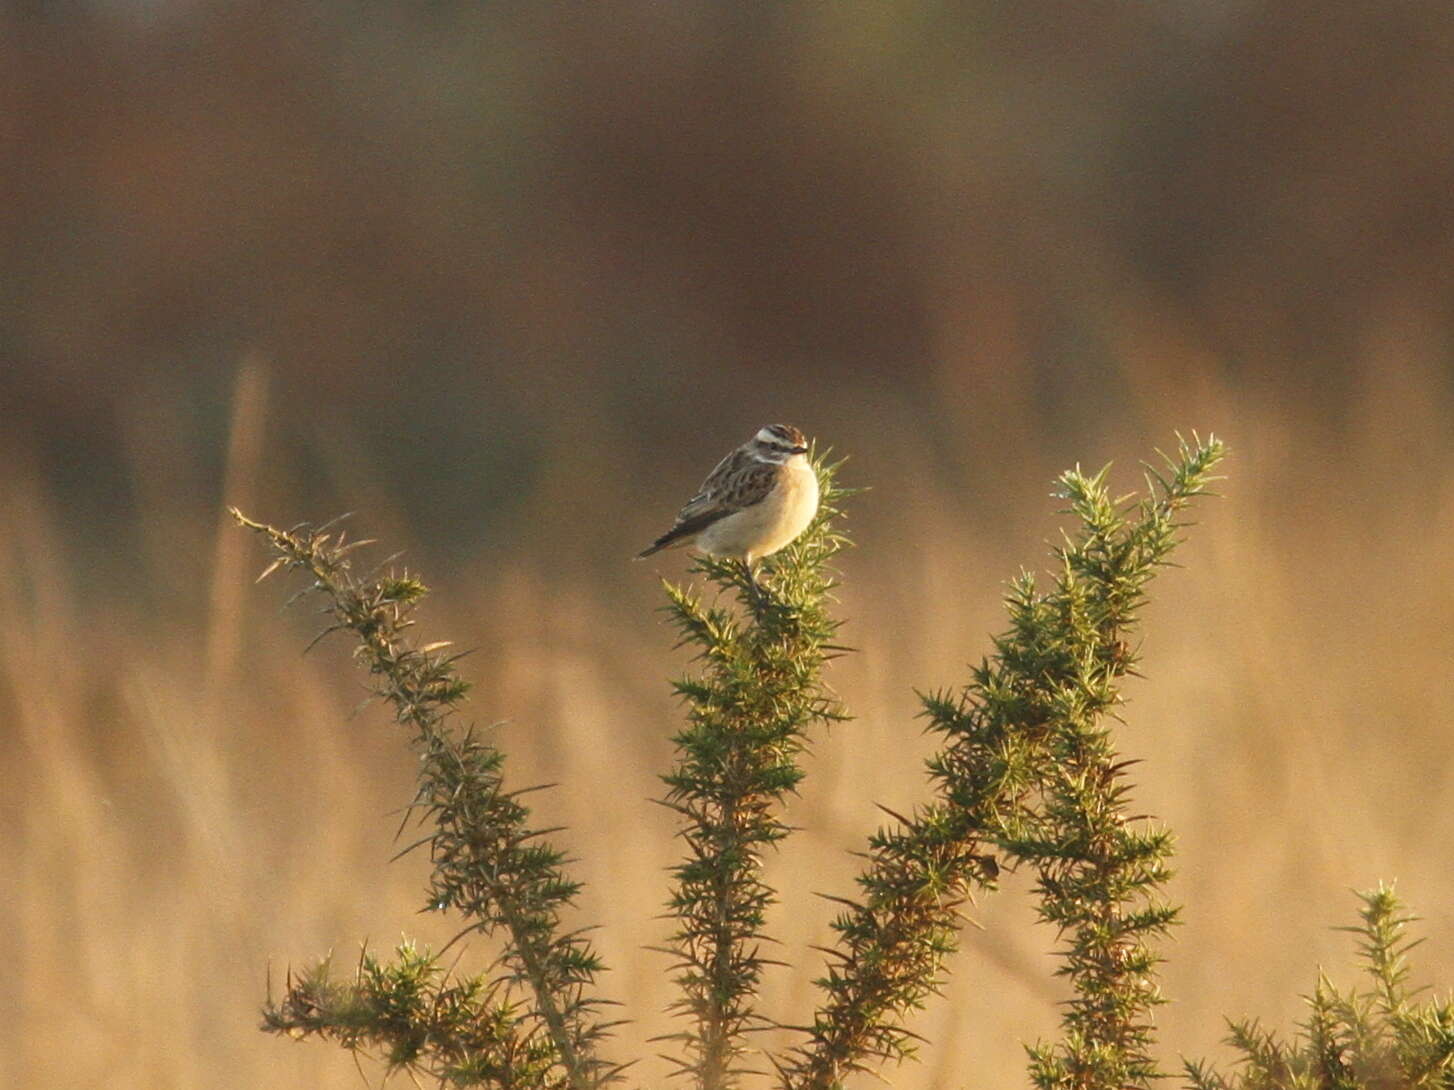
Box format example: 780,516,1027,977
741,560,769,608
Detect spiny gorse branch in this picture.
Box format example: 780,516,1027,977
776,434,1225,1090
1185,886,1454,1090
656,457,851,1090
262,942,562,1088
232,509,620,1090
1016,437,1224,1090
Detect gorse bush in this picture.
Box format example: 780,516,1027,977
1186,886,1454,1090
234,433,1450,1090
236,509,618,1088
654,462,851,1088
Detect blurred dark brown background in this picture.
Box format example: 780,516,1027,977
4,3,1454,1088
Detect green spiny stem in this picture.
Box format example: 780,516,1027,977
1186,886,1454,1090
776,435,1224,1090
417,725,608,1086
1016,436,1224,1090
658,459,851,1089
262,942,564,1089
234,509,618,1090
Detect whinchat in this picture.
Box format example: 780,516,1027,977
637,424,820,586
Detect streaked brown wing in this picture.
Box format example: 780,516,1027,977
679,447,751,521
637,449,778,558
719,461,778,509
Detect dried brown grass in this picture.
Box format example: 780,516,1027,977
5,349,1454,1089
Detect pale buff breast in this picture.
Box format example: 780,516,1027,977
696,457,820,562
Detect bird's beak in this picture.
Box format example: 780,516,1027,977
790,444,809,455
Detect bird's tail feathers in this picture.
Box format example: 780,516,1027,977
636,525,694,559
635,509,724,560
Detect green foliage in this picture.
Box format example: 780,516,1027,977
233,510,621,1090
238,435,1245,1090
1015,443,1224,1090
263,942,561,1088
1186,886,1454,1090
655,457,851,1089
776,435,1225,1090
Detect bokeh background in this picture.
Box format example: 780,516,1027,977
5,3,1454,1087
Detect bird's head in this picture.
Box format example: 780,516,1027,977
752,423,810,463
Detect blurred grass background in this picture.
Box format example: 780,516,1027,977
4,3,1454,1087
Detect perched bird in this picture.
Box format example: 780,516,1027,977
637,424,820,590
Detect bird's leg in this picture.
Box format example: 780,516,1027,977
741,557,766,607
